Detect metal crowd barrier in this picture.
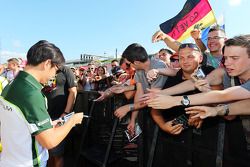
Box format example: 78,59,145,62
73,90,137,167
68,91,250,167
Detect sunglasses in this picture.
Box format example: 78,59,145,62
178,43,200,52
125,62,131,67
54,64,61,71
170,57,179,62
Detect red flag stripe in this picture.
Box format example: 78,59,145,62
177,11,216,41
168,0,213,40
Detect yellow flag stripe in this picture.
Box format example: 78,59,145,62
177,11,217,42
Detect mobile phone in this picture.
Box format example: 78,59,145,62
172,114,189,129
194,67,206,80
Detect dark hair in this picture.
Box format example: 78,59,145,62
222,34,250,57
97,66,107,75
111,66,123,75
26,40,65,66
122,43,148,63
159,48,173,55
111,59,118,63
119,57,125,66
119,57,131,69
208,25,226,37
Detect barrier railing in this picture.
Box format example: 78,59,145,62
74,91,136,167
70,91,250,167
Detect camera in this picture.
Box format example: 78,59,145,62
194,67,206,79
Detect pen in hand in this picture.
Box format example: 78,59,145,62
83,115,91,118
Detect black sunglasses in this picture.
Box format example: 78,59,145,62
54,64,62,71
125,62,131,67
178,43,200,52
170,57,179,62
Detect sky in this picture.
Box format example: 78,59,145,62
0,0,249,63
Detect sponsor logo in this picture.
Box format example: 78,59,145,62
37,118,50,126
0,99,13,112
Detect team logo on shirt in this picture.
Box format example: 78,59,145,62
37,118,50,126
0,99,13,112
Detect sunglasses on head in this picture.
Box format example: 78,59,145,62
178,43,200,52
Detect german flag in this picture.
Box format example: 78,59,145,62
160,0,216,41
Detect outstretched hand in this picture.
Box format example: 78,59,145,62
188,114,203,128
185,106,218,119
114,105,130,119
146,69,159,82
162,120,183,135
147,94,177,109
138,88,160,103
94,91,106,101
110,85,126,94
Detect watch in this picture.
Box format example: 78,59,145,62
181,95,190,106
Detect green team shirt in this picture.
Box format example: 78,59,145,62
0,71,52,167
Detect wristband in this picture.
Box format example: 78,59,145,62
63,111,70,115
129,104,135,111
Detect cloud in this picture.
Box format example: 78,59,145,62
228,0,242,6
0,50,26,64
217,15,225,25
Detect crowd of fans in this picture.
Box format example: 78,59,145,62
0,25,250,167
